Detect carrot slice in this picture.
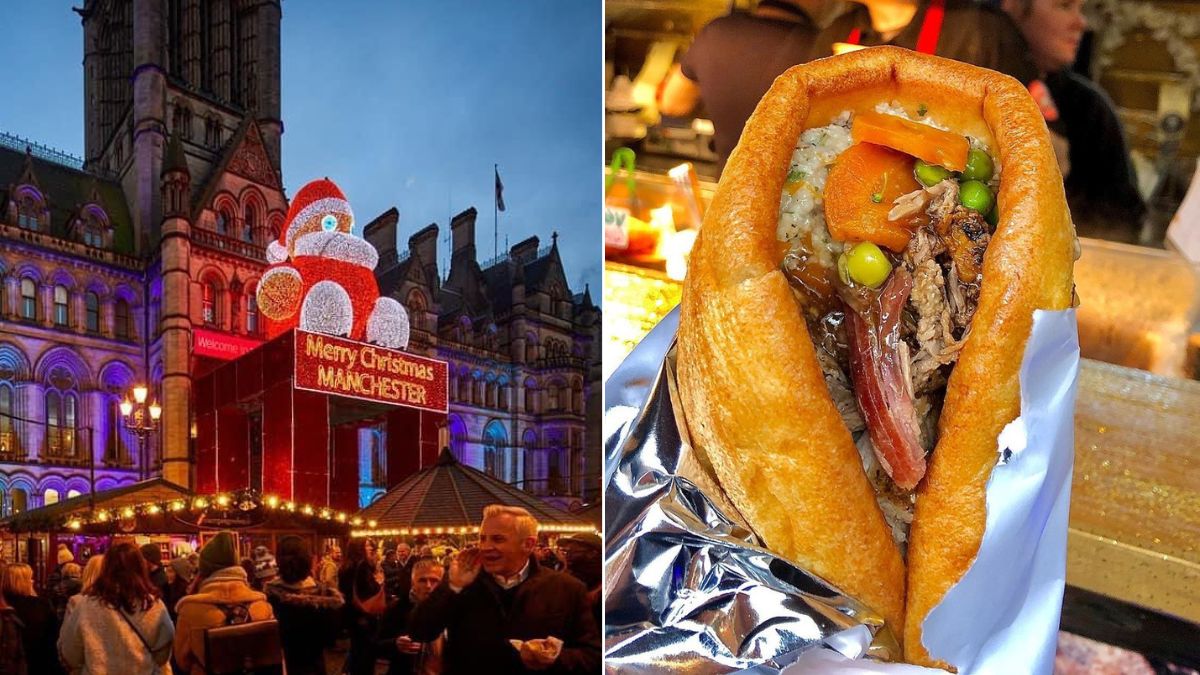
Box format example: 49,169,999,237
851,111,970,172
825,142,921,252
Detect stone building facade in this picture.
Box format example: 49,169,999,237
0,0,600,514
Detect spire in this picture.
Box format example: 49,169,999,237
551,230,558,249
163,128,189,178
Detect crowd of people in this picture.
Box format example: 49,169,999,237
0,504,601,674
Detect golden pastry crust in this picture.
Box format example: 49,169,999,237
676,47,1074,667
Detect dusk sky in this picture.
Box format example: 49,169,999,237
0,1,602,297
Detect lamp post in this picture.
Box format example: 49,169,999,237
120,385,162,481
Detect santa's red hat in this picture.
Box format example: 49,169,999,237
267,177,355,263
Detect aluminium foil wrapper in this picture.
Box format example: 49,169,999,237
604,307,1079,674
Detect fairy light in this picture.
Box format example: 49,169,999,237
171,500,185,511
336,512,347,522
215,494,231,507
193,497,208,509
266,495,279,508
319,508,331,520
303,505,314,516
68,520,81,530
147,504,161,515
121,507,135,518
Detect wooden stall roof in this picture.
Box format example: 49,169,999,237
1,478,191,533
358,448,591,531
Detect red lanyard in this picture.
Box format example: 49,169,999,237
844,0,945,55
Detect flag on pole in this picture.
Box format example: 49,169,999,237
495,165,506,212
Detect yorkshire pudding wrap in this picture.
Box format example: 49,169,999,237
676,47,1075,667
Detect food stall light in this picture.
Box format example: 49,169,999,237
147,505,161,515
336,512,347,522
215,494,230,507
351,517,362,526
319,508,331,519
171,500,185,511
193,498,208,509
265,495,279,508
303,505,314,515
68,520,81,530
285,502,296,511
368,520,377,528
97,511,110,522
121,507,135,518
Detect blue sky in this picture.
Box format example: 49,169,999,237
0,1,602,297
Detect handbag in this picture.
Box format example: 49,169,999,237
352,570,387,617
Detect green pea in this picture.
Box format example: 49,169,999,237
985,204,999,228
959,180,994,214
914,160,951,187
844,242,892,288
963,148,994,181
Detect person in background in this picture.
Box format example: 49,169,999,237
999,0,1145,236
0,573,27,675
174,532,274,675
409,505,601,674
163,558,192,623
140,544,170,602
51,562,82,622
556,533,602,626
381,547,402,600
394,542,415,601
265,536,345,675
660,0,858,168
317,544,342,589
375,557,445,675
1,563,63,675
339,538,385,675
834,0,1038,85
253,545,279,589
64,555,105,620
57,542,174,674
47,544,73,594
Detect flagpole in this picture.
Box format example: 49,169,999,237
494,163,499,261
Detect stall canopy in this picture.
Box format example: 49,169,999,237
2,478,191,533
355,447,596,537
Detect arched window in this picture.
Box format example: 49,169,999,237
16,190,42,231
46,378,78,459
215,209,231,236
85,292,100,332
246,291,259,335
20,279,37,321
482,421,508,480
243,204,256,243
0,384,15,454
114,299,131,339
523,378,536,413
202,281,219,325
53,285,69,327
173,103,192,140
447,416,468,462
573,380,584,414
9,488,27,515
547,381,561,412
43,488,59,506
66,489,81,499
80,205,110,249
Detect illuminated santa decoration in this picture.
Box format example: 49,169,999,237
257,178,409,348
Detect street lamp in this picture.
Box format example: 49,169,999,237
121,385,162,480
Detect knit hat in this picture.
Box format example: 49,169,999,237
56,543,74,566
199,531,239,578
140,543,162,566
266,178,354,264
252,546,278,581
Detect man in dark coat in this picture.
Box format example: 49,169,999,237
264,536,345,675
409,506,601,674
140,544,170,601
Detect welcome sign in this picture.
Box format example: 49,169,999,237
293,330,449,413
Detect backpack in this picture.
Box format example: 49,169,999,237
201,603,283,675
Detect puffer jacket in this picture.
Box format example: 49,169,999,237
264,578,344,675
172,566,274,675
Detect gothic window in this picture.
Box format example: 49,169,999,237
243,204,256,243
85,293,100,333
548,447,565,495
9,488,26,515
246,291,259,335
499,385,509,411
172,103,192,140
0,384,15,454
216,209,232,236
482,421,507,480
45,371,78,458
573,380,584,414
16,189,42,231
20,279,36,321
548,383,561,412
53,285,69,327
524,378,537,413
202,280,219,326
43,489,59,506
205,116,223,148
106,397,128,464
79,205,110,249
115,299,131,339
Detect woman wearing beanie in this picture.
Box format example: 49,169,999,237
1,563,63,675
173,532,274,675
58,543,174,674
163,558,192,623
265,536,345,675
